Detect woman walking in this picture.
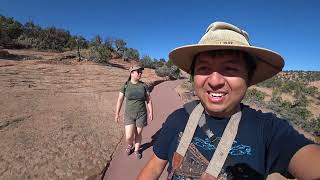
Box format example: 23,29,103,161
115,65,153,159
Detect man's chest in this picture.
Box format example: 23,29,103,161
169,129,264,179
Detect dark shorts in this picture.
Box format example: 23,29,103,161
124,111,147,127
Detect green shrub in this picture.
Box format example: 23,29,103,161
155,65,171,77
155,64,180,80
115,39,127,58
16,36,39,48
315,116,320,134
87,45,112,63
257,76,282,88
267,88,312,130
169,65,180,79
279,80,297,93
182,79,194,92
243,88,266,104
303,86,318,97
0,15,23,47
139,55,155,69
293,107,312,120
292,92,309,108
123,48,139,60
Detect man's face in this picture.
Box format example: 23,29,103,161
193,51,249,117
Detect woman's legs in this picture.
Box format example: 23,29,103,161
134,112,147,152
134,127,143,159
124,112,146,158
134,127,143,152
125,124,135,153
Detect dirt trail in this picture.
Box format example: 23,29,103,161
104,80,184,180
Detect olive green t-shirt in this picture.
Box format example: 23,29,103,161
120,81,149,113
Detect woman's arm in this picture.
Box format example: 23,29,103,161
114,92,125,122
146,93,153,121
137,154,167,180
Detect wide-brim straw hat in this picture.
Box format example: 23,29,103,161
169,22,285,85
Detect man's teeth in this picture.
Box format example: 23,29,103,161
209,92,225,97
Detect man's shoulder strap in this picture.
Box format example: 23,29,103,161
170,101,242,179
183,100,201,115
169,102,204,179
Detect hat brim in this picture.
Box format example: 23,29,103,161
169,44,284,85
130,67,144,72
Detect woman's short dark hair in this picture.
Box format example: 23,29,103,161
190,50,256,84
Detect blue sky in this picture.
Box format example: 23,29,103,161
1,0,319,71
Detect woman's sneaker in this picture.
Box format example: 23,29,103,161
125,145,133,155
134,150,142,159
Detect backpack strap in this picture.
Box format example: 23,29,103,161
168,102,204,179
183,100,200,114
185,100,217,142
205,109,241,178
176,102,204,156
139,81,149,100
123,81,129,96
169,101,242,180
123,81,148,97
141,81,149,95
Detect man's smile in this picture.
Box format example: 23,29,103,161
207,91,227,103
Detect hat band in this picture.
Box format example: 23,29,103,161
199,39,249,46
